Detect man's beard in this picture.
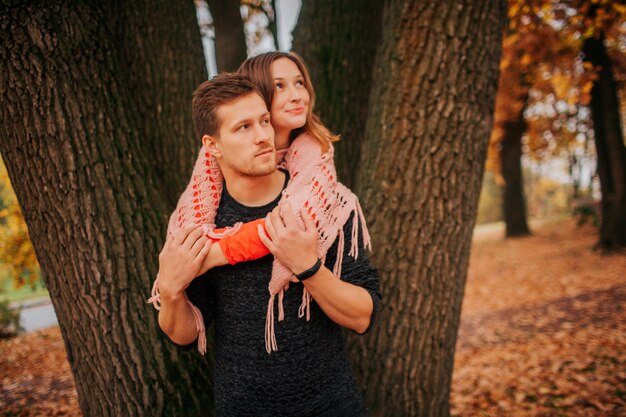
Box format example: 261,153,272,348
223,158,278,178
242,164,277,177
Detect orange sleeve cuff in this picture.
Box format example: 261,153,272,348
214,218,270,265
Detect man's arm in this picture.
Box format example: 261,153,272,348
259,202,379,334
158,291,199,346
300,267,373,334
156,227,212,345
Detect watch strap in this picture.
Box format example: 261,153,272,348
295,258,322,281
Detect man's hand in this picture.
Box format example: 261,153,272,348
259,202,375,334
258,202,318,275
158,227,212,297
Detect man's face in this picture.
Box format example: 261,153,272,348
204,93,277,178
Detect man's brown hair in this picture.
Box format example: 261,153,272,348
192,73,262,139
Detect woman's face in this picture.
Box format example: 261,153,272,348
269,57,310,133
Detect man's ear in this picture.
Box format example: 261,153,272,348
202,134,222,158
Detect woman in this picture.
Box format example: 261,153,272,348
149,52,371,354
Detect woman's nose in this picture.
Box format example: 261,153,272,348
288,85,302,101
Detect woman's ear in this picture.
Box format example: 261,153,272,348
202,134,222,158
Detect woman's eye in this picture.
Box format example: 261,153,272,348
275,83,283,90
296,80,304,86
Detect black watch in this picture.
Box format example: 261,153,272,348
295,258,322,281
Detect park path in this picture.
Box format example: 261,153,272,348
10,297,58,333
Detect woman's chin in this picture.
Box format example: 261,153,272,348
279,115,307,131
287,118,307,130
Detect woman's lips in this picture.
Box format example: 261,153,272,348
286,106,305,115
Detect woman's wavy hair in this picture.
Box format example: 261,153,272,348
238,51,339,152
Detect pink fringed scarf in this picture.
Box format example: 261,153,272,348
147,133,371,354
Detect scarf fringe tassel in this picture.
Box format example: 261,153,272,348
146,274,207,355
264,202,372,354
265,293,278,353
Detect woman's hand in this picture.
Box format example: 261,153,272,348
258,202,318,275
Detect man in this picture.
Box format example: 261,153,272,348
157,73,381,416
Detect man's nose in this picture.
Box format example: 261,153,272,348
253,123,271,144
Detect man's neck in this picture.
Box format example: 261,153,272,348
222,169,286,207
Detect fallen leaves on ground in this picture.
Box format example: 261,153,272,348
1,219,624,416
1,328,78,416
451,219,626,417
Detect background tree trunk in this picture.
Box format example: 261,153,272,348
291,0,384,189
501,103,531,237
0,3,215,416
350,1,507,416
268,0,280,51
583,35,626,251
207,0,247,72
110,2,208,207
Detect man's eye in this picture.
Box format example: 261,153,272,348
261,118,270,125
238,124,249,131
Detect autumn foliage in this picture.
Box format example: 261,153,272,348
0,156,39,289
487,0,625,180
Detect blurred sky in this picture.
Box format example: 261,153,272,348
197,0,302,76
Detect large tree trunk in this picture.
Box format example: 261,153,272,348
207,0,247,72
0,3,215,416
501,103,531,237
291,0,384,189
352,1,507,416
583,35,626,251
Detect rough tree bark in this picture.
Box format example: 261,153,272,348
207,0,247,72
583,34,626,250
291,0,384,189
501,102,531,237
0,3,215,416
351,1,507,416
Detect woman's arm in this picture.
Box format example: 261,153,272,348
184,134,334,275
197,135,333,270
195,219,270,276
